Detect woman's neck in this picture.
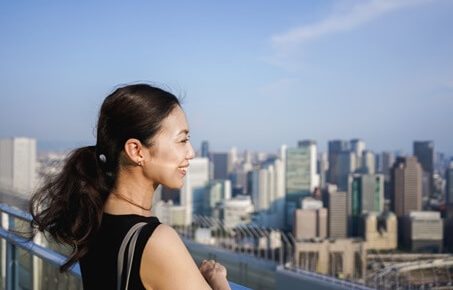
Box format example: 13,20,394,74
104,170,157,217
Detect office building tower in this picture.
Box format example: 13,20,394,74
391,157,422,217
361,150,376,174
328,191,348,238
350,139,365,168
445,161,453,252
232,166,251,196
350,139,366,158
185,158,210,215
446,160,453,218
327,140,349,186
252,167,271,211
318,152,328,188
402,211,443,252
285,141,319,229
0,137,36,195
228,147,237,174
413,141,434,196
337,151,357,191
203,179,231,216
201,141,209,158
348,174,384,236
212,152,229,180
381,151,395,178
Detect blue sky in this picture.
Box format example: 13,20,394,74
1,0,452,155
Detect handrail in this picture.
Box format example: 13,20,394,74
0,227,82,277
0,203,251,290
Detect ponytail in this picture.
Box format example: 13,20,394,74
29,146,113,271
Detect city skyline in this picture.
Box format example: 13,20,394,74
1,0,452,155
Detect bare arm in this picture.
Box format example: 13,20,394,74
140,224,213,290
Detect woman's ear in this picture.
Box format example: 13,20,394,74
123,138,144,166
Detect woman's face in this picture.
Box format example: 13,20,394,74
144,106,195,189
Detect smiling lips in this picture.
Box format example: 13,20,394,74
178,165,189,176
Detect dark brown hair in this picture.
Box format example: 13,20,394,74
29,84,180,271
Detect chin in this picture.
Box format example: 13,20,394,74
164,180,184,190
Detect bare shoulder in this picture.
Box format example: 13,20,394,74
140,224,211,290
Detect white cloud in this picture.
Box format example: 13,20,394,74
270,0,433,65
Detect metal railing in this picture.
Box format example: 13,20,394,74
0,203,250,290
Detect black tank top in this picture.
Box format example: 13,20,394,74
80,213,161,290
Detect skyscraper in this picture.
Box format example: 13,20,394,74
201,140,209,158
348,173,385,236
445,160,453,252
327,140,349,186
328,191,348,239
185,157,210,215
337,151,357,191
350,139,365,168
286,141,318,229
203,179,231,216
391,156,422,217
361,150,376,174
446,160,453,218
212,152,229,180
350,139,366,158
413,141,434,196
381,151,396,177
0,137,36,195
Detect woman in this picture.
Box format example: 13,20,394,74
30,84,231,290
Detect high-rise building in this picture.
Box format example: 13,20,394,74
350,139,366,158
228,147,237,174
445,160,453,217
391,156,422,217
212,152,229,180
337,151,357,191
361,150,376,174
381,151,395,178
318,152,329,188
252,167,271,211
285,141,319,229
350,139,365,169
0,137,36,195
203,179,231,216
445,161,453,252
327,140,349,186
413,141,434,196
348,173,384,236
328,191,348,239
201,141,209,158
185,158,210,215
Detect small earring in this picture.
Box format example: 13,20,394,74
137,160,142,166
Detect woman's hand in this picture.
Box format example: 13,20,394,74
199,260,231,290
